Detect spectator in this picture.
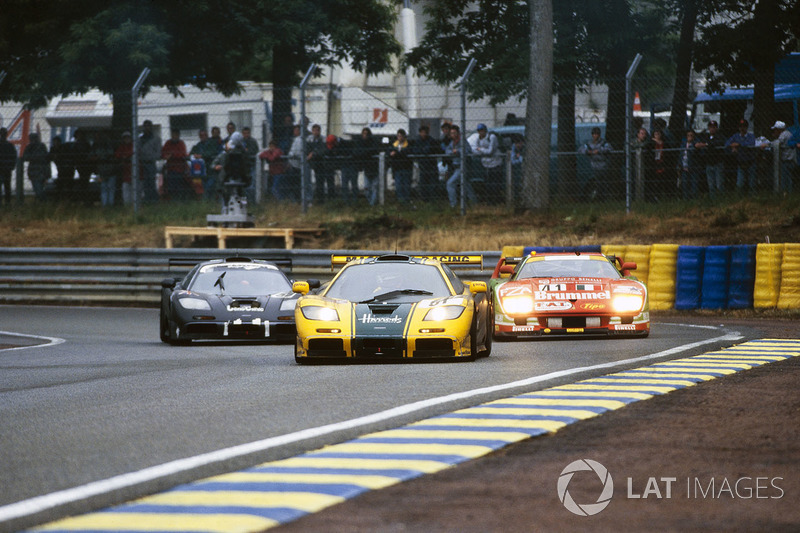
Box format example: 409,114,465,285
22,133,50,202
161,128,190,201
91,135,116,207
259,139,288,200
72,129,94,204
649,129,669,202
725,119,757,193
315,134,339,203
276,114,295,153
210,126,224,150
695,120,725,199
353,127,380,206
241,126,260,200
389,128,413,205
115,131,134,205
473,123,503,204
49,135,74,199
445,125,476,208
439,122,453,184
137,120,161,203
578,126,613,201
0,127,17,206
305,124,325,204
412,124,441,201
286,124,303,202
510,134,524,196
190,129,223,201
630,127,651,200
772,120,796,194
222,121,236,145
335,135,358,204
678,129,699,200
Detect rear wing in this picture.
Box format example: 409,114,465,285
491,256,523,279
331,254,484,270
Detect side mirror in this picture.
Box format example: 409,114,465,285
307,279,321,289
499,265,515,275
161,278,178,289
292,281,310,295
468,281,487,294
620,262,637,276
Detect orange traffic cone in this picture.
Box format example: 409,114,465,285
633,91,642,112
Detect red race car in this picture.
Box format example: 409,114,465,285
491,252,649,339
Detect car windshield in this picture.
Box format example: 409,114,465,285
325,263,451,302
517,258,621,279
188,265,291,297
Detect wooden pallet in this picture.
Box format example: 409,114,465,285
164,226,320,249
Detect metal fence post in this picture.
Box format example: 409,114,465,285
131,68,150,215
459,58,477,216
299,64,316,214
625,53,642,214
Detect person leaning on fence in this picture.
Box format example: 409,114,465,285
72,129,94,204
695,120,725,199
335,135,359,204
91,134,117,207
389,128,414,205
678,130,700,200
353,127,380,206
137,120,161,203
772,120,796,194
725,119,757,193
0,127,17,206
286,124,303,202
510,134,524,195
445,124,476,208
305,124,325,205
115,131,134,205
190,129,223,201
161,128,191,201
259,139,287,200
578,126,612,201
411,124,441,201
22,133,50,202
49,136,74,199
473,123,504,204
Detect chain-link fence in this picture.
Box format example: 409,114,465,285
0,74,797,213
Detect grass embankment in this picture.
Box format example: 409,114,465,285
0,195,798,250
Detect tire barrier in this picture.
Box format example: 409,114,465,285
754,244,784,308
675,246,705,310
777,243,800,309
728,245,757,309
701,245,731,310
502,243,798,310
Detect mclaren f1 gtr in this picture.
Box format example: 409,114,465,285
160,257,318,344
292,254,493,363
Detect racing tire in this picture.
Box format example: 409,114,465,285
159,309,170,343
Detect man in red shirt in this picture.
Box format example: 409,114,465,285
161,128,190,201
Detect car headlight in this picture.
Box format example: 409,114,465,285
612,294,644,313
280,299,298,311
177,297,211,311
423,306,464,321
301,306,339,321
501,295,534,315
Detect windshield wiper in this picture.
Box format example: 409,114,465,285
214,272,226,293
358,289,433,304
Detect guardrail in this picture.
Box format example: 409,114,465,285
0,248,501,305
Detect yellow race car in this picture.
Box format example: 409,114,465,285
292,254,493,363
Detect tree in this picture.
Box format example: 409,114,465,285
524,0,554,210
0,0,400,135
694,0,800,136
